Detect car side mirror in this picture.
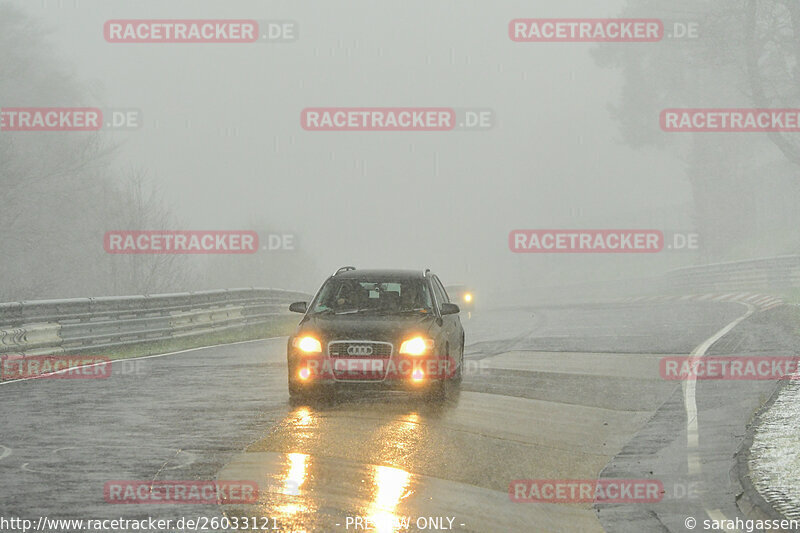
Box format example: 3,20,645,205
440,303,460,315
289,301,308,313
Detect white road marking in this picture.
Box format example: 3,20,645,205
163,450,198,470
21,463,42,473
19,445,200,474
707,509,741,533
683,302,754,532
0,336,285,387
0,445,11,461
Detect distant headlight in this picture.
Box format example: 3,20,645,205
463,293,473,303
293,336,322,354
399,337,434,356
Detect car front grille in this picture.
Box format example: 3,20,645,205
328,341,393,358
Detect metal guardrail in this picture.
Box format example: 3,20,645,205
4,255,798,355
662,255,800,293
502,255,800,306
0,288,310,356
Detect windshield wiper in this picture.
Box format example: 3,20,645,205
368,308,429,315
328,307,378,315
322,307,426,316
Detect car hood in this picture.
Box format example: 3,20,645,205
299,313,434,344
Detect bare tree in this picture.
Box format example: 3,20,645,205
746,0,800,165
593,0,800,260
0,5,189,300
102,170,192,295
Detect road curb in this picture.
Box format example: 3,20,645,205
733,304,800,532
734,379,796,532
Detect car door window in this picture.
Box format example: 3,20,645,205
431,276,448,309
434,277,451,303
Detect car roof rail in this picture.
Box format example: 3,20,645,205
334,266,357,276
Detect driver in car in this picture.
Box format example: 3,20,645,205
335,282,361,310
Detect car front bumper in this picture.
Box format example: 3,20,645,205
288,353,455,388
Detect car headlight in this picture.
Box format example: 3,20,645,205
399,337,434,356
293,336,322,354
463,293,472,303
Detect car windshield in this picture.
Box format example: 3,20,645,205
311,278,433,315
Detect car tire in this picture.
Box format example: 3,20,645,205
289,381,316,403
288,381,307,402
289,381,334,405
452,338,464,385
425,379,446,401
425,343,450,401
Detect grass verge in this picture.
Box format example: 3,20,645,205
83,315,298,361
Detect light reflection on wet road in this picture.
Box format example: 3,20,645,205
218,302,751,532
0,301,775,532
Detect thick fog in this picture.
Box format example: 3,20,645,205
2,0,798,303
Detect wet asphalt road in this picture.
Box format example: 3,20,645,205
0,300,792,533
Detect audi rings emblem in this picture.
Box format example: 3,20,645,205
347,345,374,356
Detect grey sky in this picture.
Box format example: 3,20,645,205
8,0,691,293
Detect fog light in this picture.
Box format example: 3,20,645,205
411,368,424,382
298,367,311,380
